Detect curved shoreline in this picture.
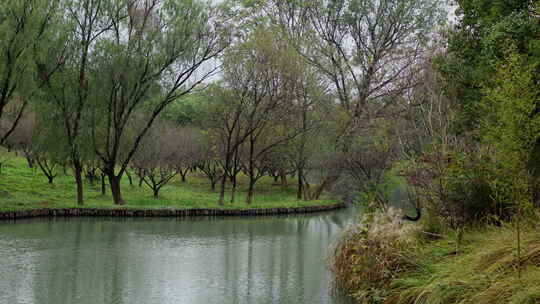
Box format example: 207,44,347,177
0,202,346,220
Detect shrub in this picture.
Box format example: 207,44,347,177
404,148,507,228
329,208,420,303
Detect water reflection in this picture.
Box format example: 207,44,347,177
0,208,357,304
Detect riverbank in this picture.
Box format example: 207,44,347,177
386,226,540,304
0,157,339,215
0,203,346,220
332,219,540,304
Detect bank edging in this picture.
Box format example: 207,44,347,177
0,202,346,220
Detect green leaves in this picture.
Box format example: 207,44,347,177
482,49,540,155
442,0,540,134
479,46,540,212
0,0,63,144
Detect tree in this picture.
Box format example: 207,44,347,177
196,137,223,192
132,122,180,198
224,27,308,204
287,56,331,200
231,0,446,205
439,0,540,132
481,49,540,204
87,0,228,205
269,0,445,140
4,113,36,168
340,120,400,209
396,57,457,223
480,47,540,277
174,127,202,183
0,0,61,145
36,0,117,205
6,110,67,184
35,154,60,185
199,85,250,205
439,0,540,210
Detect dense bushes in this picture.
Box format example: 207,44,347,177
403,148,504,228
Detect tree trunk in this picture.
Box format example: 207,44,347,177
126,171,133,186
74,164,84,205
101,173,106,195
297,168,303,200
25,156,34,168
219,155,232,205
230,147,240,204
108,174,125,205
280,171,287,187
211,179,217,192
86,169,95,185
37,160,55,185
303,179,312,201
230,175,237,204
180,171,187,182
246,137,255,205
218,173,227,205
246,178,255,205
153,188,159,198
314,178,332,200
314,185,324,200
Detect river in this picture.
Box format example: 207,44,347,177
0,207,358,304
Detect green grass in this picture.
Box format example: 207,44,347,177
386,225,540,304
0,155,336,212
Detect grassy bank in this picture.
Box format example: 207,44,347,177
0,156,335,212
389,226,540,304
332,216,540,304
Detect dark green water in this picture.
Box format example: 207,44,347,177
0,208,357,304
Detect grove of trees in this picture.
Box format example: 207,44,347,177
4,0,538,231
0,0,447,209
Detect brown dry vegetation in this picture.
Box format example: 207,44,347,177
330,209,421,303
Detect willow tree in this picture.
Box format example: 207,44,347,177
0,0,60,145
36,0,115,206
89,0,228,205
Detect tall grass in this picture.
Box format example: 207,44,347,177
393,225,540,304
330,209,540,304
329,208,420,303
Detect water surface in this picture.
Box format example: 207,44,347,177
0,208,357,304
